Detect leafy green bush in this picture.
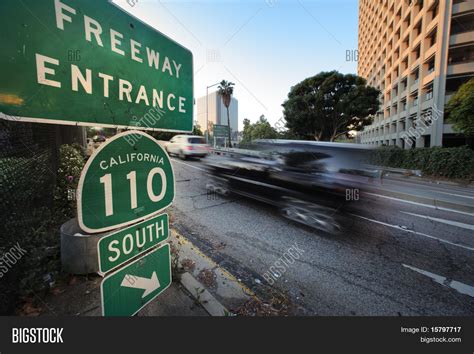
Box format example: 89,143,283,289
445,77,474,137
53,144,85,223
372,146,474,180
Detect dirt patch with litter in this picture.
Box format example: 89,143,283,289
197,268,217,289
233,291,293,316
181,258,196,272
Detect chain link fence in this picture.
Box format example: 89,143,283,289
0,120,85,314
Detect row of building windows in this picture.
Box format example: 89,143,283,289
360,2,473,83
360,6,440,85
358,0,473,148
359,0,438,75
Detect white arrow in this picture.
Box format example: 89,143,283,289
120,271,160,298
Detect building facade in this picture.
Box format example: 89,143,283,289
196,91,238,137
358,0,474,148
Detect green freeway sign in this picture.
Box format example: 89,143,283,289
97,213,168,274
101,243,171,316
0,0,193,132
213,124,230,137
77,130,175,233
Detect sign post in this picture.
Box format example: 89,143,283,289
78,130,175,316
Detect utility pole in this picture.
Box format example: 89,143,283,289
206,82,220,144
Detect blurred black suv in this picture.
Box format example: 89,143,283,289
204,140,380,234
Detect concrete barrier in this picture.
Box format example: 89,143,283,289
60,218,108,275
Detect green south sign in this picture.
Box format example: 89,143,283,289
0,0,193,132
101,243,171,316
77,130,175,233
98,213,169,274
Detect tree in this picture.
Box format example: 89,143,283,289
241,115,279,143
252,115,278,140
193,121,203,136
282,71,380,141
217,80,235,147
445,78,474,137
242,118,253,144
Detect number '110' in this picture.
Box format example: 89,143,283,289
99,168,166,216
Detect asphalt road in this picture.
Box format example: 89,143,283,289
169,156,474,316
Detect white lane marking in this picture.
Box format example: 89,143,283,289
351,214,474,252
431,190,474,200
171,158,207,172
402,264,474,298
401,211,474,231
365,192,474,217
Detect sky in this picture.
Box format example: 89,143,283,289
113,0,359,130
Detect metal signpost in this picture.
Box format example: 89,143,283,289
97,213,169,274
77,130,175,233
78,130,175,316
101,243,171,316
0,0,193,132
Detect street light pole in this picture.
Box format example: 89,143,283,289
206,82,220,144
206,86,208,143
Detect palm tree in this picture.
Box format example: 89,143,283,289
217,80,235,148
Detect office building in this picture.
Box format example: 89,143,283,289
196,91,238,138
358,0,474,148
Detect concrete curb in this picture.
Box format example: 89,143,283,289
170,229,255,316
179,273,228,316
368,188,474,214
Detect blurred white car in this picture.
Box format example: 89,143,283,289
86,135,107,156
166,135,210,159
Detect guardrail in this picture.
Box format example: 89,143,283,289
211,147,260,157
380,167,422,177
364,164,422,177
